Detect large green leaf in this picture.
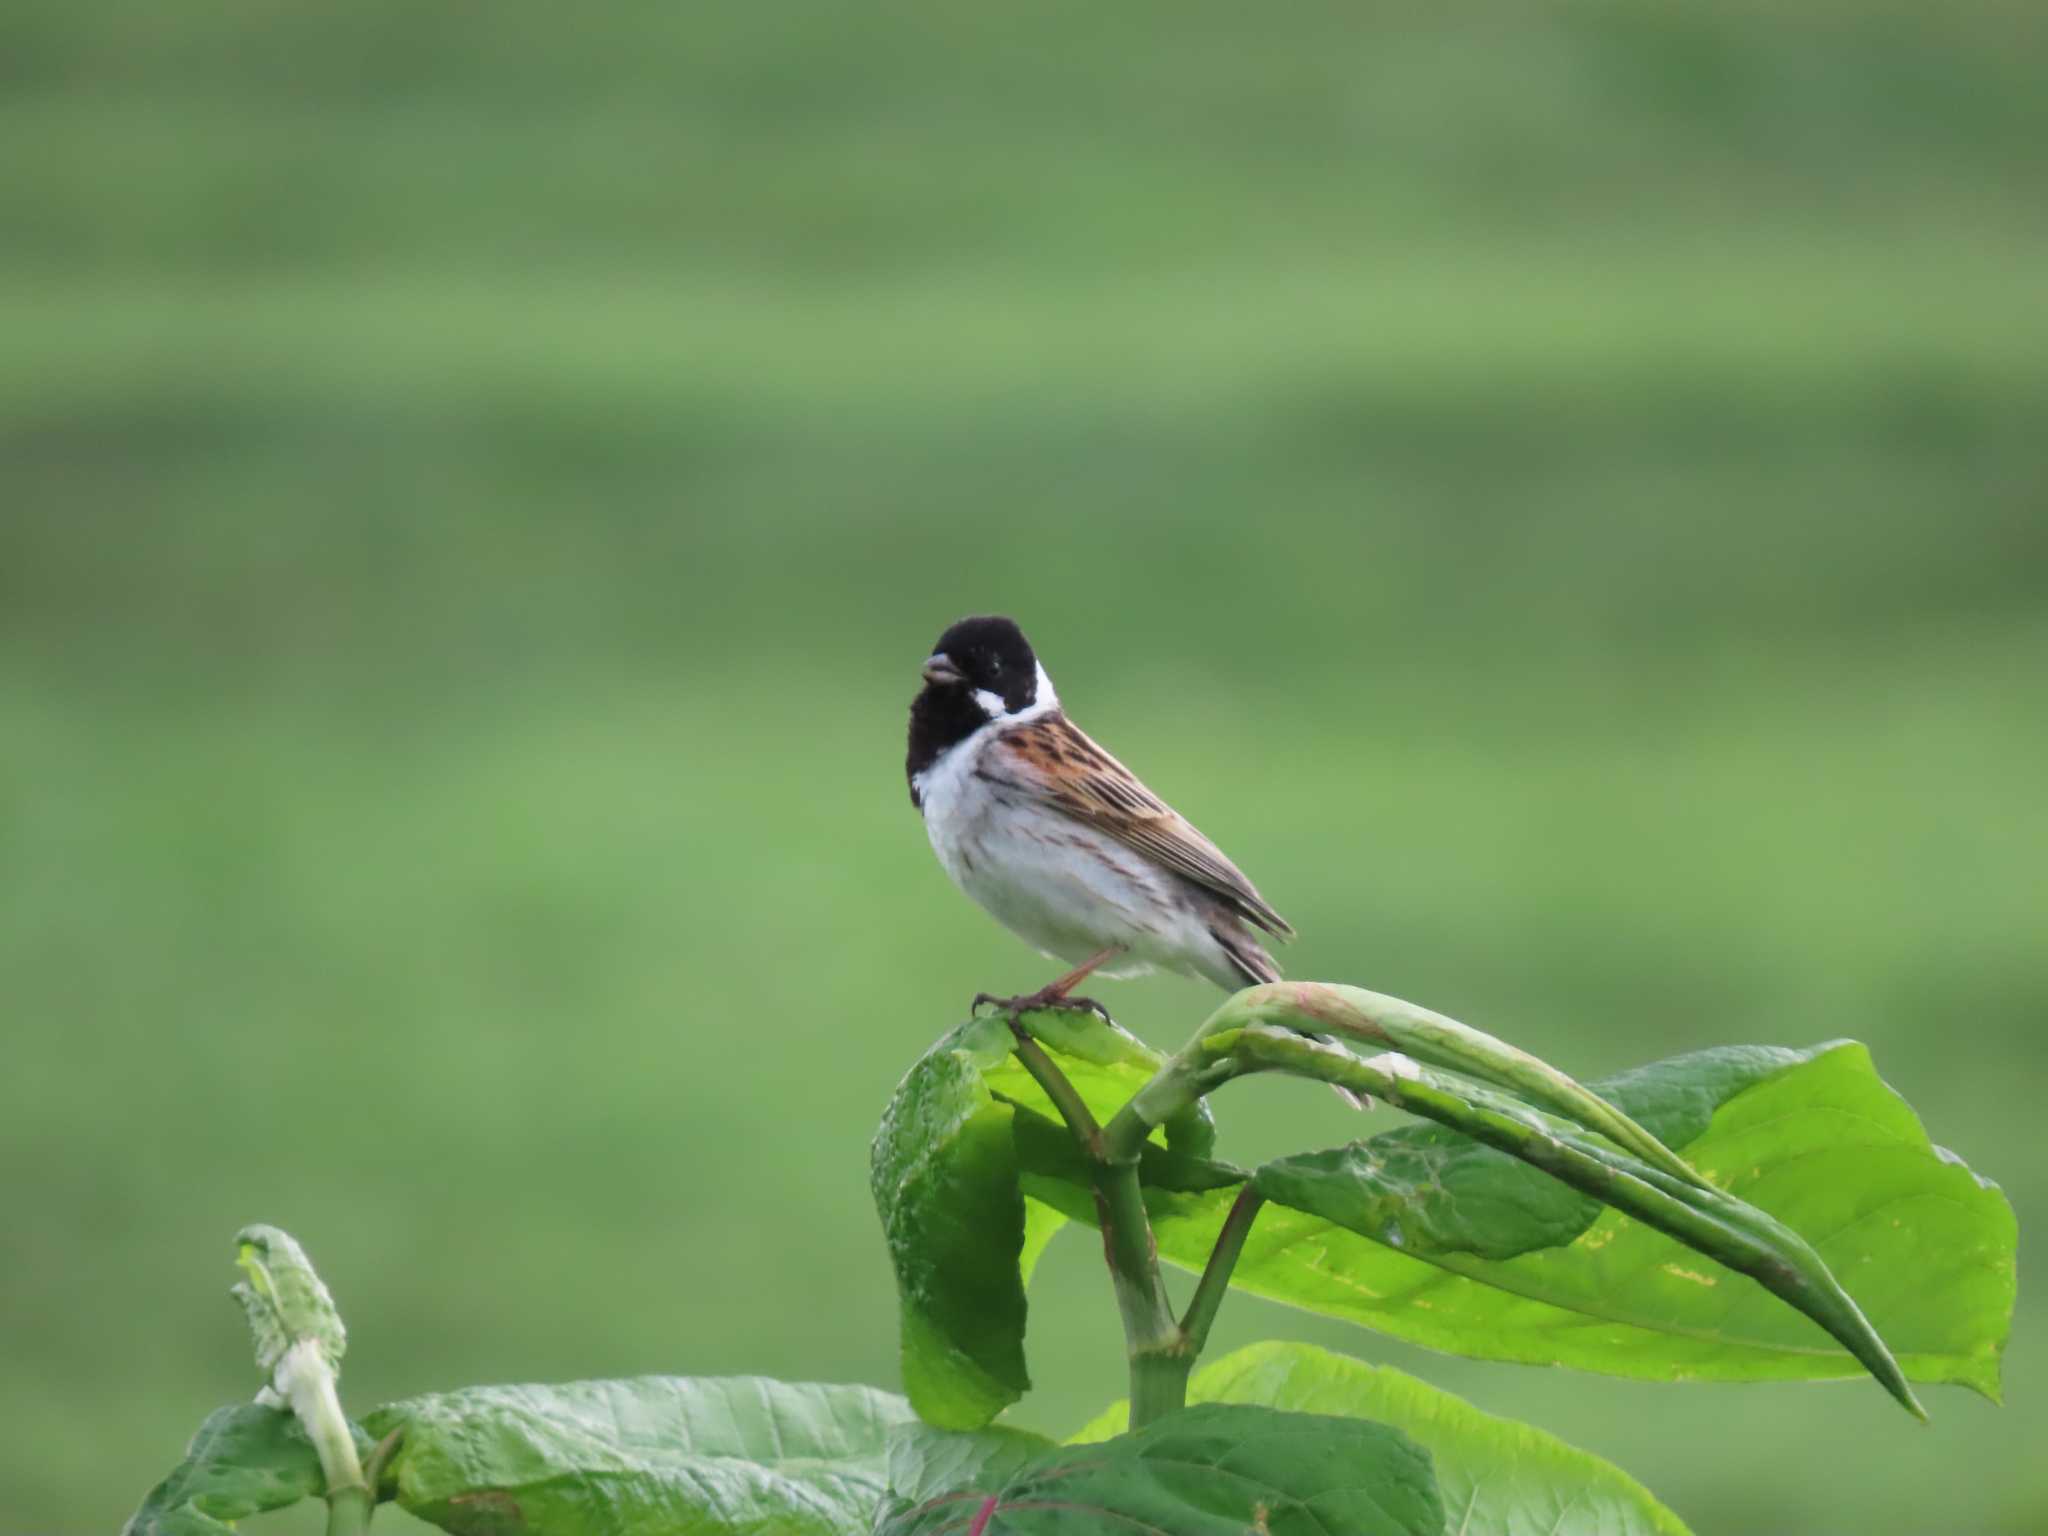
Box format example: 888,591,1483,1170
871,1019,1033,1428
871,1009,1220,1427
875,1403,1443,1536
364,1376,914,1536
1073,1343,1691,1536
1231,1030,1924,1411
120,1405,339,1536
877,1422,1060,1525
1036,1041,2014,1394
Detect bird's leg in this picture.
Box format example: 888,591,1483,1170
973,947,1124,1024
1041,946,1122,1001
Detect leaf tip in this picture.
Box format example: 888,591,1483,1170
1892,1380,1931,1424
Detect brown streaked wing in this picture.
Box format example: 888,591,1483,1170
982,714,1296,940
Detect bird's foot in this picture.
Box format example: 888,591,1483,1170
972,985,1114,1025
972,948,1124,1027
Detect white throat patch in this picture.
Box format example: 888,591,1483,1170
973,661,1060,727
911,660,1065,813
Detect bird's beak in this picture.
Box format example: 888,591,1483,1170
921,654,965,686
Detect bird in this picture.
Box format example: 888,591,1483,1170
905,614,1299,1018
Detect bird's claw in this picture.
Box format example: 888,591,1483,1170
972,988,1114,1026
1054,993,1115,1024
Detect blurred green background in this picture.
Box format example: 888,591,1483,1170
3,2,2042,1531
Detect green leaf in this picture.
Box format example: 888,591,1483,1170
365,1375,915,1536
1055,1041,2013,1395
1225,983,1708,1188
871,1020,1033,1427
1245,1044,1809,1264
1232,1029,1927,1413
1016,1198,1066,1286
1074,1342,1692,1536
877,1422,1060,1524
876,1402,1444,1536
1260,1041,2011,1395
120,1405,335,1536
871,1009,1220,1427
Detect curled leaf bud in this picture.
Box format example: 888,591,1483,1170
231,1224,347,1385
227,1225,368,1503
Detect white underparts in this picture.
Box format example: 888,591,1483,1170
916,690,1253,990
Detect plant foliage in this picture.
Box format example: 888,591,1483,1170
875,1404,1443,1536
120,981,2016,1536
1074,1342,1691,1536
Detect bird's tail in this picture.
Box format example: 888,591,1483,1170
1212,924,1282,988
1209,924,1370,1112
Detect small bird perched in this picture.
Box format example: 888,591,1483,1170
905,614,1297,1015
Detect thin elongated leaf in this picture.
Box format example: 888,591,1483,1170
875,1403,1443,1536
871,1009,1219,1426
1243,1045,1812,1264
364,1376,915,1536
120,1405,345,1536
1073,1343,1691,1536
1031,1040,2013,1396
1225,983,1706,1188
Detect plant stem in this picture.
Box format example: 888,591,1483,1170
1101,1007,1255,1159
1129,1345,1195,1430
1092,1143,1190,1427
1179,1187,1265,1357
1007,1016,1191,1427
1005,1020,1103,1156
324,1488,374,1536
276,1339,375,1535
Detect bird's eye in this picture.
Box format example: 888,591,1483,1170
988,657,1004,676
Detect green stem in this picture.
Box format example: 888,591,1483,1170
362,1426,403,1499
277,1341,375,1534
1130,1347,1195,1430
1007,1016,1190,1427
1102,1015,1247,1162
1006,1020,1104,1156
1094,1150,1190,1427
324,1487,373,1536
1179,1187,1265,1357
